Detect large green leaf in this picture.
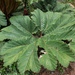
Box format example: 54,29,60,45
0,16,36,41
46,41,74,67
0,9,75,74
32,9,75,40
1,40,40,74
38,38,74,70
31,9,47,32
0,11,7,26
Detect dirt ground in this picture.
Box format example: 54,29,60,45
37,62,75,75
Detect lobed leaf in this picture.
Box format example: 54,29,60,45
1,39,40,74
0,9,75,74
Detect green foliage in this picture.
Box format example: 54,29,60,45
0,11,7,27
33,0,75,15
53,2,75,14
0,67,20,75
0,9,75,74
33,0,57,11
29,0,39,4
0,0,75,75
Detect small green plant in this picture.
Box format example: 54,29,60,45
0,0,75,75
0,9,75,74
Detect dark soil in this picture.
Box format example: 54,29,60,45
36,62,75,75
